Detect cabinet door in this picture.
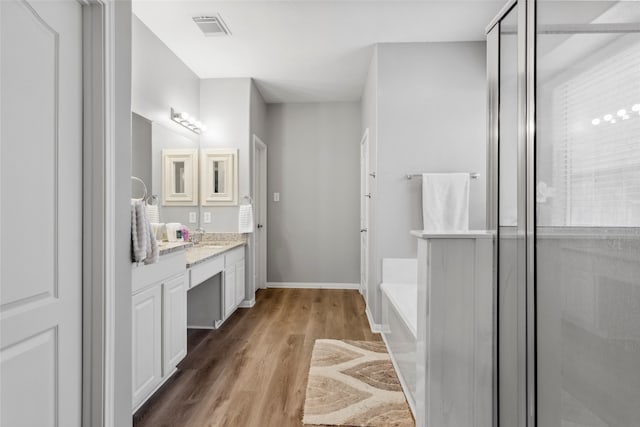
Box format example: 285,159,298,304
235,260,245,305
224,266,236,318
163,275,187,376
132,284,162,409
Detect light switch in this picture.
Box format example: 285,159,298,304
273,192,280,202
203,212,212,223
189,212,197,223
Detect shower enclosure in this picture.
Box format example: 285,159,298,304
487,1,640,426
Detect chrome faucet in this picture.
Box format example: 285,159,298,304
192,228,205,245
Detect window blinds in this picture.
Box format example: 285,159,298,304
551,38,640,227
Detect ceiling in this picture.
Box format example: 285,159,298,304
133,1,505,103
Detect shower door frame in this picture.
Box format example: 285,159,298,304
486,1,537,426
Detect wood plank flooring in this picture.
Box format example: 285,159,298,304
133,288,381,427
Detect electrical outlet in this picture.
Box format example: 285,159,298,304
273,192,280,202
203,212,212,223
189,212,197,223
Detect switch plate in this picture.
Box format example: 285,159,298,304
189,212,197,223
203,212,212,223
273,192,280,202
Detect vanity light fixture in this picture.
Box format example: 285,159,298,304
171,108,207,134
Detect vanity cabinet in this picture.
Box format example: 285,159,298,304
132,284,163,409
132,252,187,412
163,275,187,375
223,247,245,318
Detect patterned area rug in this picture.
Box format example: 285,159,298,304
302,339,414,427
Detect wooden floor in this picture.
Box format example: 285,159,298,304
133,288,381,427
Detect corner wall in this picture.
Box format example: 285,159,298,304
363,42,487,324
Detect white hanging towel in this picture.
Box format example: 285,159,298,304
131,200,159,264
146,203,159,223
238,204,254,233
422,173,470,231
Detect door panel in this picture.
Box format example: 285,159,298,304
1,1,82,426
236,260,245,305
535,1,640,425
132,285,162,408
163,275,187,375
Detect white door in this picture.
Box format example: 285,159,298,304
132,284,163,409
360,130,370,302
1,2,83,426
163,275,187,376
253,135,267,291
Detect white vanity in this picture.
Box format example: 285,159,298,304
131,238,247,412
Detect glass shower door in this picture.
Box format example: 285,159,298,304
535,1,640,425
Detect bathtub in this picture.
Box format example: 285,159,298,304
380,258,418,416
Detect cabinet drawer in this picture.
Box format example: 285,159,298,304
189,255,224,289
132,251,186,294
224,246,244,265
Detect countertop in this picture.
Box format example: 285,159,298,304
410,230,495,239
157,241,193,256
185,241,246,267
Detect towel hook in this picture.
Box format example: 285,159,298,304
241,195,253,205
131,176,148,201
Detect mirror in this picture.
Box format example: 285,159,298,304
201,149,238,206
162,149,198,206
174,161,186,193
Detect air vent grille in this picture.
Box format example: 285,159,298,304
193,15,231,37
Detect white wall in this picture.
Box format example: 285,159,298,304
199,78,252,232
266,102,362,284
132,16,200,143
132,15,201,225
363,42,487,323
361,47,380,317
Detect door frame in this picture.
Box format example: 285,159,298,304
360,129,370,301
252,135,268,292
81,1,130,426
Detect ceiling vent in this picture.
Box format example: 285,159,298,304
193,15,231,37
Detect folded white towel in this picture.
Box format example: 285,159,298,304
422,173,470,231
131,200,159,264
238,204,254,233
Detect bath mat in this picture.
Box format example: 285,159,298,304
302,339,414,427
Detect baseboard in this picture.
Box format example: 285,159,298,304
380,332,417,418
266,282,360,290
365,306,383,333
238,298,255,308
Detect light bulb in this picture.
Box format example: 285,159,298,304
617,109,627,117
623,115,630,120
188,117,196,125
592,118,601,126
604,114,613,122
195,121,202,128
180,112,189,120
611,119,617,124
632,104,640,112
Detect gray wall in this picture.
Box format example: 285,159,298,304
132,15,201,225
132,112,152,195
199,78,252,232
266,102,361,284
363,42,487,323
114,1,133,425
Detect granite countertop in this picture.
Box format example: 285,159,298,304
185,241,246,268
157,240,193,256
